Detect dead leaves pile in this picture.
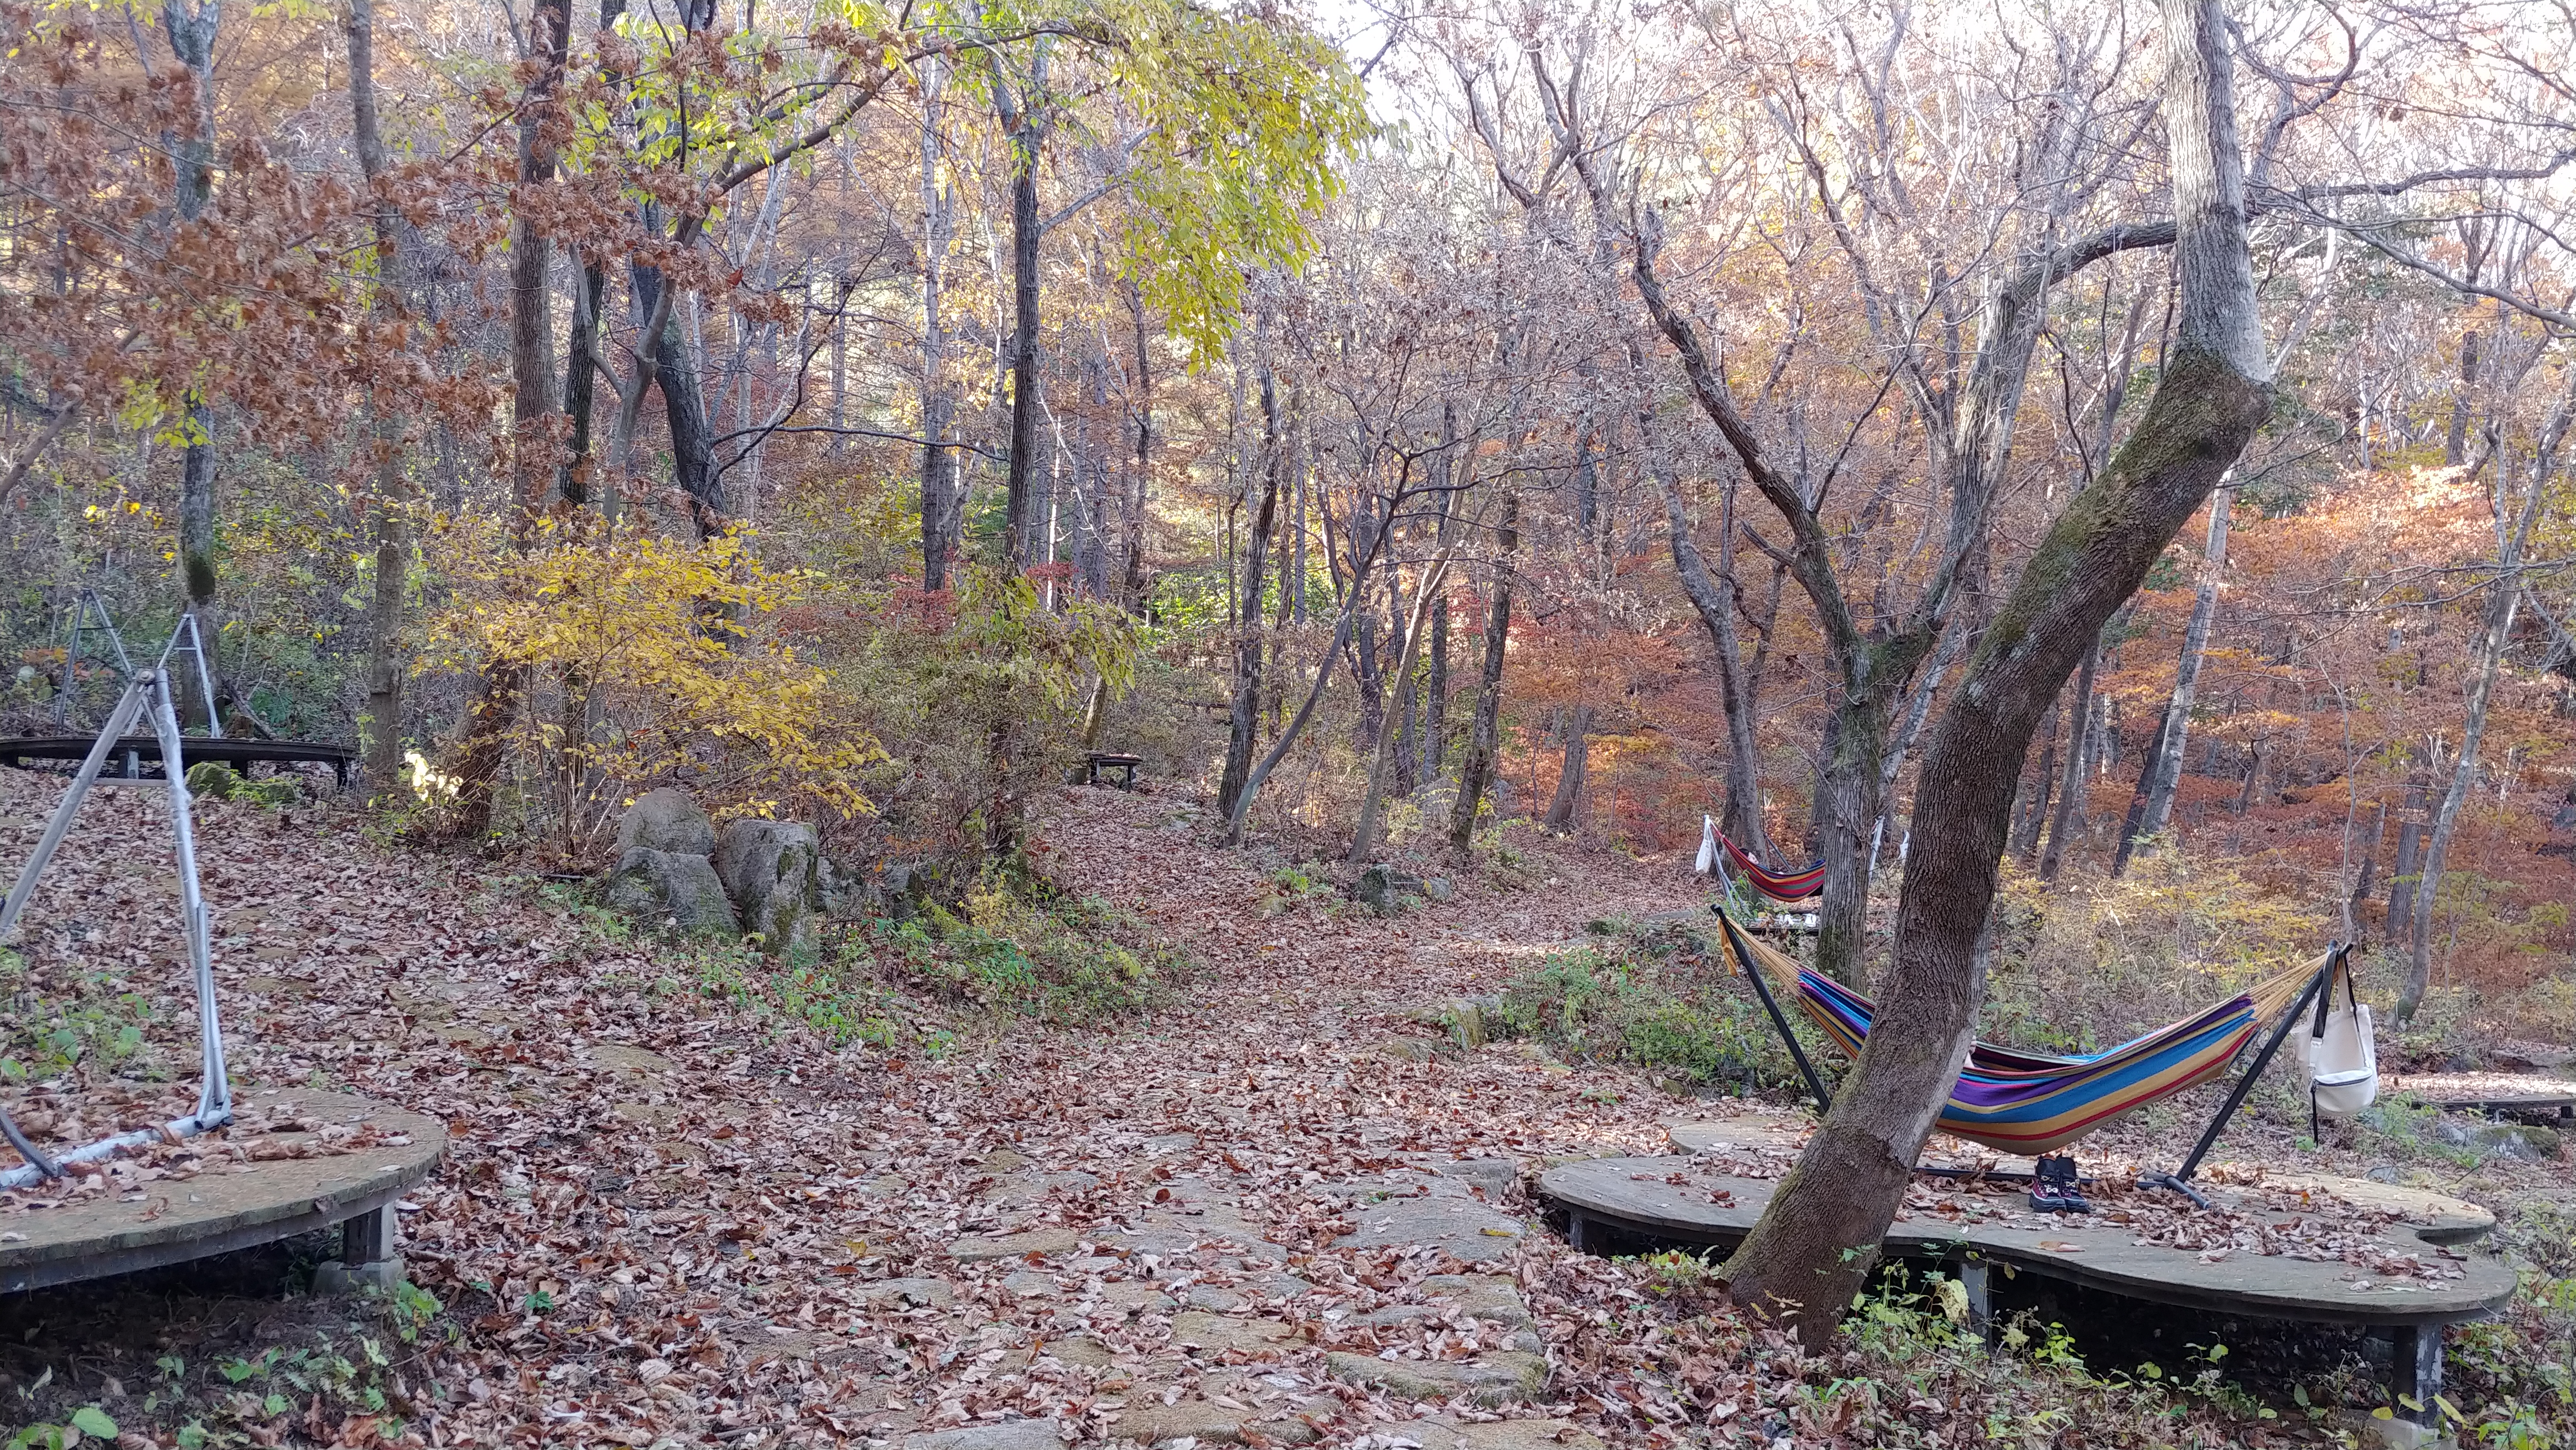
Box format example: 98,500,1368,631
0,776,2450,1448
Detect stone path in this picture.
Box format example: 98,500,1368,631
876,1155,1596,1450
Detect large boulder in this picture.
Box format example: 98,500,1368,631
817,855,872,921
615,787,716,857
713,818,822,952
605,847,739,935
1355,864,1425,915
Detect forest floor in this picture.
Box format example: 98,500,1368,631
0,775,2567,1449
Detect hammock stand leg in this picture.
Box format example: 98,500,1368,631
2141,945,2347,1208
1714,907,1833,1111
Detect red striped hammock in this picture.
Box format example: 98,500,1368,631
1706,820,1824,900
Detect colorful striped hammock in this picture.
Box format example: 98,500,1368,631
1712,910,2328,1155
1707,821,1825,900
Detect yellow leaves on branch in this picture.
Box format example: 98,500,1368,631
428,526,882,819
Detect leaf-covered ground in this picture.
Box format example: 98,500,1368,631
0,776,2564,1448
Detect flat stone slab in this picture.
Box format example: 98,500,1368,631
1380,1421,1606,1450
1333,1174,1524,1262
1170,1310,1298,1356
0,1089,443,1294
1325,1349,1547,1405
949,1228,1080,1261
903,1418,1063,1450
1541,1156,2516,1328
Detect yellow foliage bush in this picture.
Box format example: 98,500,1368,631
424,520,882,834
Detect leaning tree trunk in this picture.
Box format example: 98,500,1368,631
1652,448,1775,863
1447,493,1519,855
1718,0,2270,1346
1352,541,1463,862
2113,485,2232,874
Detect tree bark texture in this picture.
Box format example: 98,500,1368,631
995,52,1050,568
2038,635,2104,881
2388,779,2427,939
164,0,221,690
347,0,409,793
920,59,958,589
1716,0,2270,1345
2114,487,2233,874
1218,359,1285,821
1448,493,1518,855
2399,400,2565,1018
510,0,571,515
1544,705,1592,830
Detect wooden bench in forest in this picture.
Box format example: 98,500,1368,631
1081,753,1142,789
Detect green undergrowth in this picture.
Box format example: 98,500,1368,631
0,945,165,1085
1609,1254,2326,1447
552,849,1186,1059
2445,1201,2576,1447
1495,925,1811,1095
871,862,1187,1024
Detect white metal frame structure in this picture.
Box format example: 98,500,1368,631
0,655,235,1188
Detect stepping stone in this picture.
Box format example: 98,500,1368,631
1374,1420,1604,1450
1095,1281,1178,1314
1170,1311,1298,1356
1334,1177,1524,1262
1038,1335,1118,1369
1107,1398,1321,1446
1324,1350,1547,1406
1004,1270,1062,1298
951,1228,1081,1261
1431,1159,1518,1195
859,1277,957,1308
902,1419,1063,1450
593,1044,676,1076
1419,1275,1531,1327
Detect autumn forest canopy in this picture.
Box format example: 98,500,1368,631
6,0,2576,1435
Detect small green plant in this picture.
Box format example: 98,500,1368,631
183,760,300,808
1257,863,1336,916
1497,935,1806,1094
4,1407,115,1450
884,861,1187,1023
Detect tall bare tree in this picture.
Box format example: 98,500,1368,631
1715,0,2272,1342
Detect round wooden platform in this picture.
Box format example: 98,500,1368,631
1540,1155,2516,1328
0,1090,443,1294
2388,1071,2576,1120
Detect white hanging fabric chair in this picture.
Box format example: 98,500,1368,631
2297,961,2378,1121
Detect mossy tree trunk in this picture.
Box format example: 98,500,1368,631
1716,0,2272,1346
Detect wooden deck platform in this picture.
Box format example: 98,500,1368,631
1541,1154,2515,1431
2388,1071,2576,1120
0,1090,443,1294
2,735,357,789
